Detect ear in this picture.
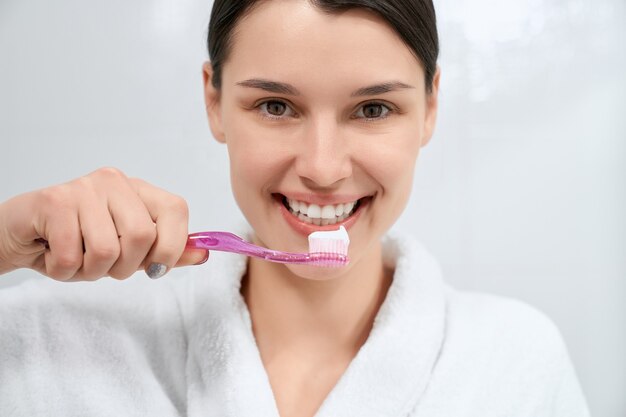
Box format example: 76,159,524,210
202,61,226,144
421,65,441,148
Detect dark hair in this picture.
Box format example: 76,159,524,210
207,0,439,94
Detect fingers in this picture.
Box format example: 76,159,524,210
131,179,208,278
73,186,120,281
106,176,157,280
3,167,209,282
42,202,84,281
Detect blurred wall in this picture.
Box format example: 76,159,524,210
0,0,624,415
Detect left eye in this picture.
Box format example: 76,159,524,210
355,103,390,119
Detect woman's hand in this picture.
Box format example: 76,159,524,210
0,167,208,281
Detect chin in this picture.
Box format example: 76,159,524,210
283,262,354,281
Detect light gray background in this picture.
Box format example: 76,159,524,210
0,0,624,415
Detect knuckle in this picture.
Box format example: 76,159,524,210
47,254,82,279
95,166,126,181
91,243,120,261
39,184,72,209
128,224,157,246
167,195,189,218
55,252,83,271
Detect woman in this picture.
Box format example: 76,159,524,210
0,0,590,416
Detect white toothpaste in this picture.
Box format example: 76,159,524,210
307,225,350,256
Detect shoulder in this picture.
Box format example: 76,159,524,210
440,286,578,393
415,287,591,415
445,286,564,345
440,285,580,382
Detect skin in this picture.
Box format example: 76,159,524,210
0,168,208,280
202,1,440,416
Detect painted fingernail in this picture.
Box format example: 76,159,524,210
146,263,168,279
194,251,210,266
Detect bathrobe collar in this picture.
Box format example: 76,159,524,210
183,229,447,416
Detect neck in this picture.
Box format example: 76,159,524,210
240,240,393,362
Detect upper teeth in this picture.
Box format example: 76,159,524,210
287,199,357,219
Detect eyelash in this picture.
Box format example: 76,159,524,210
254,99,396,122
352,102,394,122
256,100,296,121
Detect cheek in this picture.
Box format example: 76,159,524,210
385,155,417,216
229,141,279,180
357,134,419,215
362,136,419,186
223,119,292,205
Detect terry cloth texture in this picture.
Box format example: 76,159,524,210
0,230,591,416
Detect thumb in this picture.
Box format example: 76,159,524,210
174,248,209,267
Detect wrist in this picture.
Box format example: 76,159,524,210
0,201,17,275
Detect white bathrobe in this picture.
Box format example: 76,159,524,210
0,231,591,416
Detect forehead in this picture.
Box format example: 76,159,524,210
223,0,424,93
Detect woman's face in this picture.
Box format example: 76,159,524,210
203,0,439,280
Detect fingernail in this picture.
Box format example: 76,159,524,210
146,263,168,279
194,251,210,266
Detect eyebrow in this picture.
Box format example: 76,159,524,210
235,78,414,97
350,81,415,97
236,79,299,95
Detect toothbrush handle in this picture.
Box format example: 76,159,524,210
186,232,268,258
186,231,347,266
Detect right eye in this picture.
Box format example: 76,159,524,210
257,100,295,120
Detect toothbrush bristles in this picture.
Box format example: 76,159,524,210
306,225,350,267
307,252,349,267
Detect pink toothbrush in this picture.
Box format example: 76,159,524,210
186,226,350,267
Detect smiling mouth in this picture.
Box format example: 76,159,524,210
275,194,366,226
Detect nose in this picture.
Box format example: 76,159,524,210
294,116,352,188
